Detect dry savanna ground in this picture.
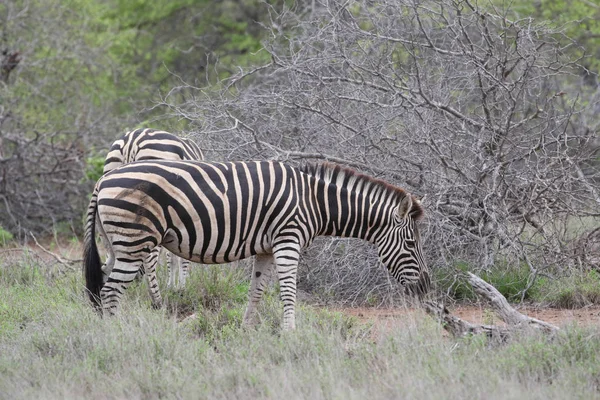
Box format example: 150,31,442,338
339,305,600,340
1,242,599,399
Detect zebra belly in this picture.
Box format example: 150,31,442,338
160,228,272,264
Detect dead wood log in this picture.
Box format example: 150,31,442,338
423,301,512,341
465,272,558,334
425,272,559,339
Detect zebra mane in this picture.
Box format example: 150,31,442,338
302,162,424,220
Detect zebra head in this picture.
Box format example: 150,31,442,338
377,194,430,298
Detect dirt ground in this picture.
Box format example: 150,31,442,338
337,305,600,338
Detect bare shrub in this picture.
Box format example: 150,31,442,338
160,0,599,303
0,129,86,237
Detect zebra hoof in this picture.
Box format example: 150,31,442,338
151,301,163,310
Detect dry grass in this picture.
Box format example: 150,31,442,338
1,251,599,399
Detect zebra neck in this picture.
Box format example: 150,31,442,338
313,179,388,243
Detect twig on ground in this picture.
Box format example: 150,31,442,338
0,246,45,263
0,248,30,254
30,233,81,271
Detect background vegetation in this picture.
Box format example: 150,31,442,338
1,0,599,305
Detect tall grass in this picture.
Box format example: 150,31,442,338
1,254,599,399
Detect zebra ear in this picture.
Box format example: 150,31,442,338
397,195,413,219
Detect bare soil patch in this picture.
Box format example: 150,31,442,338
453,305,600,327
336,305,600,339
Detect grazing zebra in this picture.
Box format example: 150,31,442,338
102,128,204,307
84,160,430,330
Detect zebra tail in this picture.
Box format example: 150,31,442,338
83,185,103,310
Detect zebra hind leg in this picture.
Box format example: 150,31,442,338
242,254,274,327
144,247,163,309
166,252,188,290
100,258,144,316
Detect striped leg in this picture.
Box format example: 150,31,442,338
167,251,190,289
101,259,143,316
178,258,190,289
97,218,114,286
144,247,163,309
100,248,115,286
242,254,274,327
166,251,176,289
273,241,301,331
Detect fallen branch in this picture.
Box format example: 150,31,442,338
423,301,511,341
465,272,558,334
30,233,81,271
425,272,559,339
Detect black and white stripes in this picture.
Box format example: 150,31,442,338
103,128,203,175
84,160,429,330
102,128,203,306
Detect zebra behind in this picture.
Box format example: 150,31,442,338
103,128,204,306
84,160,430,330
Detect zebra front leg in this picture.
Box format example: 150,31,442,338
242,254,274,327
166,250,177,289
178,257,190,289
144,247,163,309
273,242,300,331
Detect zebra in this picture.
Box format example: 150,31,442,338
102,128,204,307
103,128,204,175
84,160,430,330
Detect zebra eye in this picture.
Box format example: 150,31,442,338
405,240,416,248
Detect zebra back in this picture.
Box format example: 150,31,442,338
103,128,203,175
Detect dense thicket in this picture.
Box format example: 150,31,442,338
163,0,600,301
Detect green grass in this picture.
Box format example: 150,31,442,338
531,270,600,308
1,253,600,399
435,262,534,302
0,227,13,246
435,261,600,307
